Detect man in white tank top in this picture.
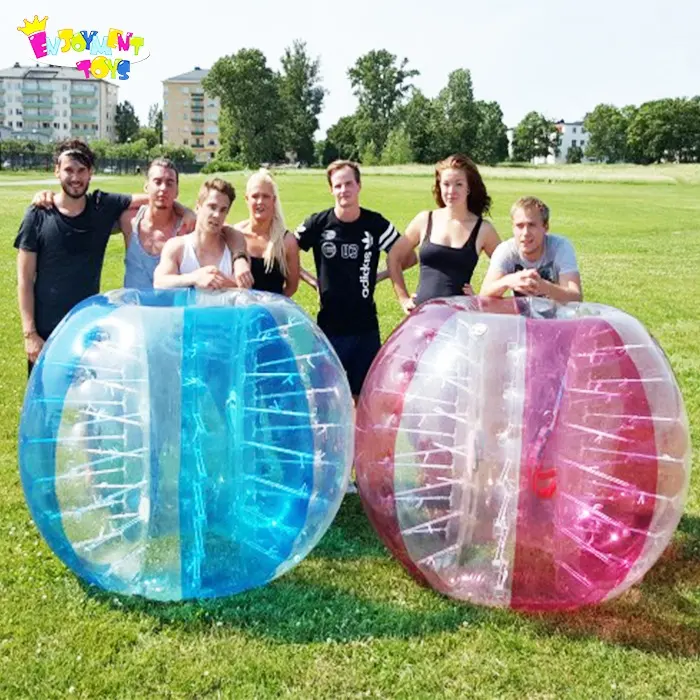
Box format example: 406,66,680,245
154,178,247,290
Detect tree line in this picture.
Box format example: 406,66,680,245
200,44,509,168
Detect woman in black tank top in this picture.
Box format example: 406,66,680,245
387,154,502,313
235,169,300,296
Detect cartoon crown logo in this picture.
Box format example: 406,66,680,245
17,15,48,36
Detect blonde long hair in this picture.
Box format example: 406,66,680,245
246,169,288,277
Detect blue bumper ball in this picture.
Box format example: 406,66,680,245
19,289,353,600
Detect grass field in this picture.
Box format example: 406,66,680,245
0,166,699,698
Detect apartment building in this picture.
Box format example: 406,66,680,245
162,67,220,162
0,63,118,143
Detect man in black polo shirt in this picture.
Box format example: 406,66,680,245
15,140,134,374
295,160,407,400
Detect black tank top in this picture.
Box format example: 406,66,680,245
251,256,285,294
414,212,482,304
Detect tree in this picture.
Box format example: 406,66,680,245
135,127,159,151
279,40,325,164
325,115,360,162
566,145,584,163
399,89,448,163
511,112,560,162
148,143,197,163
348,49,418,154
203,49,285,167
147,103,163,144
115,101,140,143
360,141,380,166
626,98,700,164
473,101,509,165
437,69,479,156
380,126,414,165
583,104,630,162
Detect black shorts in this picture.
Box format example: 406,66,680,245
326,330,381,397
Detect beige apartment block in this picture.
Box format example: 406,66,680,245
0,63,118,143
163,67,220,163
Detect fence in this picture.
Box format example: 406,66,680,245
0,152,204,175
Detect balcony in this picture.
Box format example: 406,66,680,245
191,116,204,123
71,85,97,96
192,129,204,136
22,96,53,106
23,84,53,95
71,114,97,123
191,105,204,112
72,100,98,110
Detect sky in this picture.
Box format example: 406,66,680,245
5,0,700,135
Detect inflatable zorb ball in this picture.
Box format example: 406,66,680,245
20,289,353,601
355,297,690,611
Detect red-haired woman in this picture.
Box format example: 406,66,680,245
388,154,501,313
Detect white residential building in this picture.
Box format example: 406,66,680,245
0,63,118,143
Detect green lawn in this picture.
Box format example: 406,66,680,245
0,168,699,698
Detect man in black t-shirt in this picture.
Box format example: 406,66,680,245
15,140,134,374
295,160,406,399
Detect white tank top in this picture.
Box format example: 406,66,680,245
179,233,233,276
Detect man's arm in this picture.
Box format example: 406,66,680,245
17,250,44,363
222,225,253,289
153,239,196,289
536,273,582,303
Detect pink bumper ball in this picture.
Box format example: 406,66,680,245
355,297,690,611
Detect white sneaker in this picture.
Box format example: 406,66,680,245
346,480,358,494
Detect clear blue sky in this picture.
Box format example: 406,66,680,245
5,0,699,134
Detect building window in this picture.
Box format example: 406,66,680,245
183,138,188,145
53,122,59,128
63,84,68,91
8,121,12,127
571,139,577,147
64,123,68,130
572,127,577,133
209,139,216,146
581,127,586,134
182,87,189,93
580,140,585,148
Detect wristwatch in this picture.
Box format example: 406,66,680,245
231,250,250,263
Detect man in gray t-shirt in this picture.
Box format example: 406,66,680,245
480,196,582,302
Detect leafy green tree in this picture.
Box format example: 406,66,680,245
566,145,584,163
115,101,140,143
360,140,379,166
279,40,326,164
325,115,360,162
399,89,448,163
147,103,163,144
511,112,560,162
583,104,630,162
135,127,159,151
626,98,700,163
203,49,285,167
148,143,197,163
437,69,479,156
473,100,509,165
348,49,418,154
380,126,414,165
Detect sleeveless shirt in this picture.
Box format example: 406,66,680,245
123,206,183,288
414,211,482,304
180,232,233,275
251,256,286,294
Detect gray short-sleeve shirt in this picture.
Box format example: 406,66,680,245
488,234,578,284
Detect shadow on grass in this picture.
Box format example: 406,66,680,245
84,506,700,654
524,514,700,657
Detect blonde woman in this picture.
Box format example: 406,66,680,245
235,169,300,296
